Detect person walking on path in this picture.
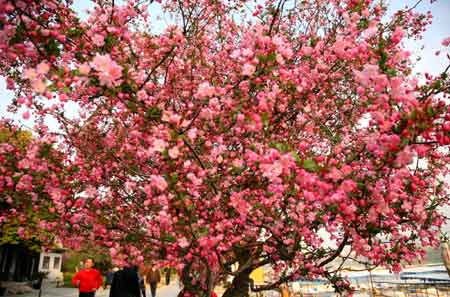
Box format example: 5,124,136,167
71,258,103,297
138,266,146,297
164,268,171,286
103,269,115,289
109,266,141,297
146,267,160,297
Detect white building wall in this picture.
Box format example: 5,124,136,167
38,252,63,281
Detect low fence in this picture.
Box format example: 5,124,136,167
249,281,450,297
370,281,450,297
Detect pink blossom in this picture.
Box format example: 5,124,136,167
110,247,118,257
151,139,167,153
340,179,357,193
23,68,37,80
302,46,313,56
79,63,91,75
327,167,342,181
168,146,180,159
362,26,377,39
137,90,147,101
90,54,123,87
187,172,202,186
178,237,190,248
395,147,413,167
36,62,50,75
150,175,168,192
261,161,283,181
195,82,215,99
17,227,25,238
242,63,256,76
354,64,380,87
241,48,253,57
31,79,46,94
442,37,450,47
92,34,105,47
162,111,181,125
187,128,198,141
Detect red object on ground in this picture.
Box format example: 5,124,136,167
72,268,103,293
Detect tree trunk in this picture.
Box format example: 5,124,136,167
177,261,213,297
221,268,253,297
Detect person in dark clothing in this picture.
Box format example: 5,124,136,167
103,269,114,289
145,268,160,297
109,266,141,297
164,268,171,286
138,273,146,297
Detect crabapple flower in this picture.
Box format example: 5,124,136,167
90,54,123,87
242,63,256,76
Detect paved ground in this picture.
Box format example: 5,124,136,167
6,282,180,297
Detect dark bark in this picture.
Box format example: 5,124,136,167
221,267,253,297
177,261,213,297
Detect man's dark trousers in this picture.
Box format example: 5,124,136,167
79,292,95,297
150,282,157,297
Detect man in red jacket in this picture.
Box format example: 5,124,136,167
72,258,103,297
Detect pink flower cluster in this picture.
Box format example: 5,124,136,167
90,54,123,87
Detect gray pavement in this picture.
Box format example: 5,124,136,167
6,282,180,297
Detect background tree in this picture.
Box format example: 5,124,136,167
0,0,450,296
0,122,67,248
62,244,112,273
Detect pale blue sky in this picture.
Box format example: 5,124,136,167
0,0,449,124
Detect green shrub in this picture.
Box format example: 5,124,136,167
63,272,75,287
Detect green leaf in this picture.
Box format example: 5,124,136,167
302,159,319,172
9,22,26,45
103,33,117,52
121,82,137,94
44,38,61,57
162,149,169,159
39,143,52,158
126,101,138,113
66,27,84,39
427,106,435,117
272,142,290,153
197,227,209,237
168,173,179,189
257,52,276,64
328,203,338,214
367,223,381,235
378,50,388,72
261,112,269,128
230,166,244,175
357,182,367,192
358,18,369,30
432,80,442,90
164,235,176,243
71,69,80,76
291,151,301,164
145,107,162,120
386,68,397,77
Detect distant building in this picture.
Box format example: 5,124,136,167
0,244,40,282
0,244,64,282
37,248,65,281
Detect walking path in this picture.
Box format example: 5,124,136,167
6,282,180,297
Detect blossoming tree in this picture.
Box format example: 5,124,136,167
1,0,450,296
0,122,67,246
